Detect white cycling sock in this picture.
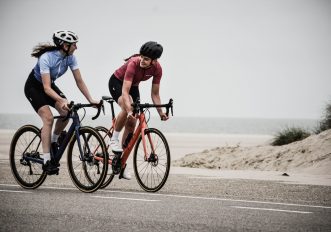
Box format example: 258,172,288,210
43,153,50,164
111,131,120,141
51,133,60,143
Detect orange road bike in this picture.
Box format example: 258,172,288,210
9,102,108,193
95,96,173,192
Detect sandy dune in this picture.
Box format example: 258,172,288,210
173,129,331,175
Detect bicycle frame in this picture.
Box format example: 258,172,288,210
94,97,173,169
120,111,153,167
52,111,87,163
23,110,91,165
94,111,152,168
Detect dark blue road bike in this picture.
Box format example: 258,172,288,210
9,101,108,193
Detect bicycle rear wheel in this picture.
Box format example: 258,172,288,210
9,125,46,189
67,126,108,193
95,126,114,189
133,128,170,192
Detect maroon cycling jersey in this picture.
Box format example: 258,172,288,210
114,56,162,86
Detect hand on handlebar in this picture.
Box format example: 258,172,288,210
60,99,70,111
127,111,136,120
160,112,169,121
62,100,104,121
129,98,173,121
89,99,101,108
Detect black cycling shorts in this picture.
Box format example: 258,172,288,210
108,74,140,103
24,70,66,113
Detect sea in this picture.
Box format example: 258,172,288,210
0,113,320,136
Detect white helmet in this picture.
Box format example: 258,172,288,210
53,30,79,47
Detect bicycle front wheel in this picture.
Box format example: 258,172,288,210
133,128,170,192
67,126,108,193
9,125,46,189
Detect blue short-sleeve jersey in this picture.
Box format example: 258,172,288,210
33,50,79,83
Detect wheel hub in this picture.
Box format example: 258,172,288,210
148,153,159,166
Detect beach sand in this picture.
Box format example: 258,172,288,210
1,129,330,186
165,133,273,160
173,129,331,183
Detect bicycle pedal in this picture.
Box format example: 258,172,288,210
45,168,59,176
112,168,121,175
50,160,60,168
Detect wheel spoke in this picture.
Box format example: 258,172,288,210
67,127,108,193
133,128,170,192
9,125,46,189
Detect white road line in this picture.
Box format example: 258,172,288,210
91,196,160,202
40,186,76,190
232,206,312,214
0,184,74,191
0,184,18,187
1,183,330,209
0,189,32,194
100,190,331,209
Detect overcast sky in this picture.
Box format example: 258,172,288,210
0,0,330,119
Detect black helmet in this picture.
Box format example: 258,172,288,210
140,41,163,60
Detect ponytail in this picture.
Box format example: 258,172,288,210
124,54,140,62
31,43,58,58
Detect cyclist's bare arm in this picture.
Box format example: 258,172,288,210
151,83,168,120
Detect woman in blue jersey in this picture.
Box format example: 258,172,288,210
24,30,99,173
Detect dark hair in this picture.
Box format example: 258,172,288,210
31,43,58,58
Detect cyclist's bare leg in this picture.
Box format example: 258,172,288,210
37,106,54,154
114,109,127,132
110,95,134,154
109,96,129,153
114,95,134,134
53,102,69,135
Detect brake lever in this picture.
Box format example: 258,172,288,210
62,101,75,121
169,99,174,116
92,100,103,120
68,101,75,109
166,107,169,117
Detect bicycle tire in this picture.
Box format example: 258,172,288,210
9,125,47,189
133,128,171,192
67,126,108,193
95,126,115,189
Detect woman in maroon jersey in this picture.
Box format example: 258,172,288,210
108,41,168,179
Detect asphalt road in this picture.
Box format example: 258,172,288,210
1,161,331,232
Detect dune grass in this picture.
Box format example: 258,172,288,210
315,102,331,134
271,101,330,146
271,127,310,146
